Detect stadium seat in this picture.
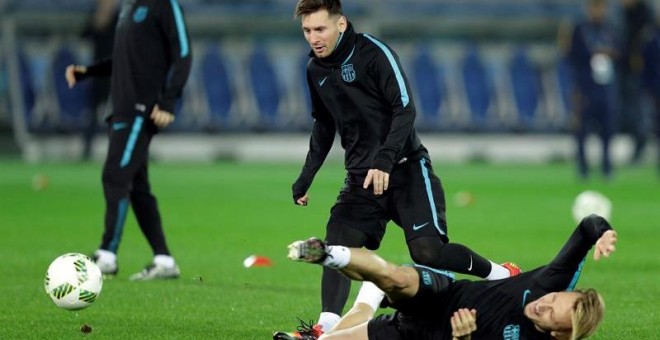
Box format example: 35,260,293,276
0,58,6,112
411,45,444,130
52,45,91,132
300,54,311,112
163,96,189,131
461,46,493,129
17,50,37,130
201,45,234,131
556,56,573,121
248,45,281,131
509,47,542,129
299,53,314,128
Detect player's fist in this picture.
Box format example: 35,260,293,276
594,230,617,260
294,194,309,206
150,105,175,128
65,65,86,88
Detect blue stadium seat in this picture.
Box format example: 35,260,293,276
163,96,188,131
461,46,493,129
52,45,91,132
201,45,233,131
411,46,444,130
556,56,573,119
299,54,314,128
300,55,311,111
17,50,37,130
248,45,281,130
509,47,541,129
0,58,7,115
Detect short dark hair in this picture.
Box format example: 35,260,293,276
294,0,343,18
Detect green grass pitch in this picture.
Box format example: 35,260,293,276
0,159,658,339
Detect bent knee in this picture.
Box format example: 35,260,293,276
408,237,447,267
409,248,444,267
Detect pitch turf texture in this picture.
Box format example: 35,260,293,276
1,160,658,339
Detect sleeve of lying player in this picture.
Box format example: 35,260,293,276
537,214,613,291
291,72,337,202
156,0,192,115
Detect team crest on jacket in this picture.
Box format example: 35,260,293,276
502,324,520,340
133,6,148,23
341,64,356,83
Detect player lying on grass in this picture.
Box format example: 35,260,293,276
285,214,617,340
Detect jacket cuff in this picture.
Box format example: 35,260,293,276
158,98,177,115
372,156,394,174
292,180,310,202
74,70,90,82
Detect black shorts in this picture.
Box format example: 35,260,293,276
367,266,455,340
328,157,448,249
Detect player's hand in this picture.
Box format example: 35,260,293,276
295,194,309,206
65,65,86,88
150,105,175,128
594,230,617,260
451,308,477,340
363,169,390,195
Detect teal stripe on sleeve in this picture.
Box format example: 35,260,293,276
362,34,409,107
566,257,586,291
169,0,189,57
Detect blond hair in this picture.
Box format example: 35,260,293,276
570,289,605,340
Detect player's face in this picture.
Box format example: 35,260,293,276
524,292,578,333
301,9,346,58
588,2,608,23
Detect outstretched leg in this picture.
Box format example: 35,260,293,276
288,238,420,302
286,238,420,340
288,238,473,340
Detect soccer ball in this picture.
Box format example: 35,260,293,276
571,190,612,223
44,253,103,310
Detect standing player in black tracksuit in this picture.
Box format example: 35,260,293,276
277,1,519,338
65,0,191,280
288,214,617,340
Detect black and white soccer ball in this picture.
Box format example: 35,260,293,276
44,253,103,310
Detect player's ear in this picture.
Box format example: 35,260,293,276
337,15,347,33
550,330,570,340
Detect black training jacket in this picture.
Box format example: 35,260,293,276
79,0,192,119
293,23,424,197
